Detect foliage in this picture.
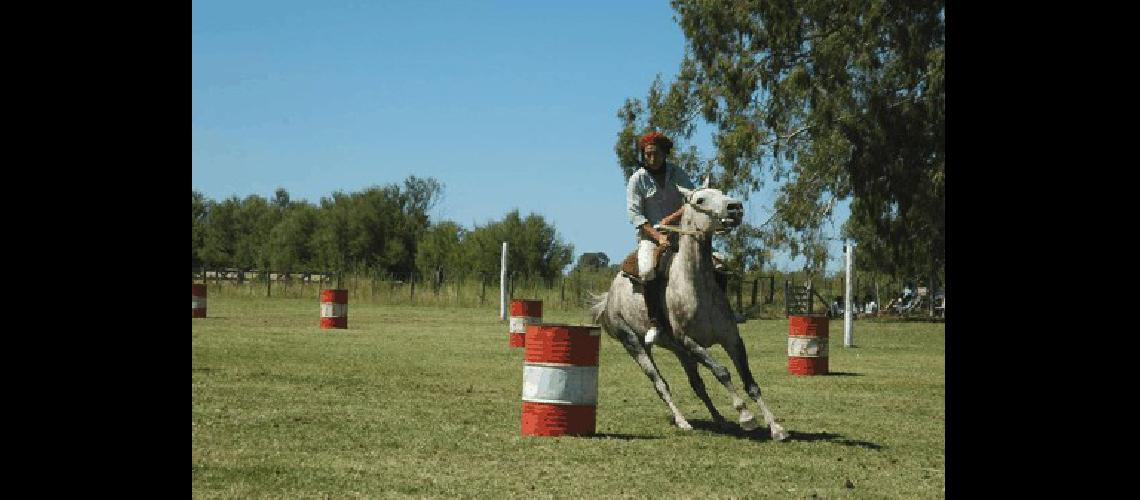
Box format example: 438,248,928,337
192,190,209,268
193,178,572,282
461,210,574,283
415,220,465,281
267,202,318,273
574,252,611,272
617,0,944,280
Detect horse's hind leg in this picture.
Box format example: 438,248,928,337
722,335,788,441
670,335,760,432
614,327,692,430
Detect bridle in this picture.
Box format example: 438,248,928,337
664,189,743,236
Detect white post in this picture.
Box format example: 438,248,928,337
844,242,855,347
500,241,509,320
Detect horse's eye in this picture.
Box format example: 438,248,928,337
695,197,705,205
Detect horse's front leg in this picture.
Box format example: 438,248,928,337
721,334,788,441
670,346,731,431
670,334,760,432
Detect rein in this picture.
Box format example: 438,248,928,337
656,225,704,237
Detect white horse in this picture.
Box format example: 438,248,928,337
590,183,787,440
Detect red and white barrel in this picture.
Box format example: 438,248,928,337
508,299,543,347
521,323,601,437
320,289,348,329
192,284,207,318
788,314,829,375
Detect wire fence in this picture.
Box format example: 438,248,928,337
191,267,941,319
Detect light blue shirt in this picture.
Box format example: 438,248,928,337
626,162,695,242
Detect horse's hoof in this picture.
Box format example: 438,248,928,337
675,418,693,430
739,416,759,431
770,423,788,441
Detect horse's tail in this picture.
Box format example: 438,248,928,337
587,291,609,326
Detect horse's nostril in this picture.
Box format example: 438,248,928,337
728,202,743,210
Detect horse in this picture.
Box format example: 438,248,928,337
589,183,788,440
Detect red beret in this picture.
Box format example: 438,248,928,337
638,131,673,150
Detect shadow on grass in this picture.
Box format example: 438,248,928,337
824,372,863,376
585,433,662,441
687,419,884,449
784,430,884,450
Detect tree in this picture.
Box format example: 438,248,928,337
199,196,241,269
618,0,944,277
461,210,574,283
308,177,443,277
272,187,291,210
268,201,319,273
416,220,465,282
232,194,280,273
312,191,353,273
192,190,209,269
575,252,611,272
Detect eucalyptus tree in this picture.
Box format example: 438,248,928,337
617,0,944,277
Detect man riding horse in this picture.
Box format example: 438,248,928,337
595,140,787,437
625,131,694,349
626,131,738,345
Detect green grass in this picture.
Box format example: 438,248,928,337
193,297,944,498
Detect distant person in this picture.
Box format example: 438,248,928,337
829,295,844,318
901,283,915,310
626,131,694,349
864,294,878,315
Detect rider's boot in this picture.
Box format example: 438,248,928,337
643,277,666,348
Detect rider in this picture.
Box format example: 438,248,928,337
626,131,694,348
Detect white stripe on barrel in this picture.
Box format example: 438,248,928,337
508,299,542,347
788,314,829,375
787,336,829,357
320,303,348,318
320,289,348,329
521,363,598,405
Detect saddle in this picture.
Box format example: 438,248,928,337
619,244,671,285
620,244,731,287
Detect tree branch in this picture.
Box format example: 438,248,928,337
758,125,812,146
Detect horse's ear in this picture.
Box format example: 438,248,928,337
677,185,693,199
700,176,710,189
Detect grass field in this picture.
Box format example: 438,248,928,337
192,296,944,498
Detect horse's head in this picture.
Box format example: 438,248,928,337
676,181,744,236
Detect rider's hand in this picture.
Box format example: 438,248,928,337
656,233,670,247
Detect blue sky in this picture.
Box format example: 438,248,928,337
192,0,851,273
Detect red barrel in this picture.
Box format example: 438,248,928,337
508,299,543,347
192,284,207,318
521,323,601,437
788,314,829,375
320,289,348,329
